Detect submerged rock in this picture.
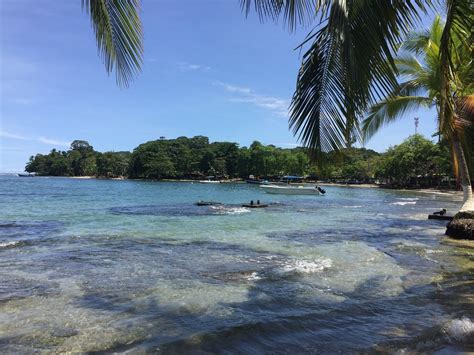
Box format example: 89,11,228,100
445,211,474,240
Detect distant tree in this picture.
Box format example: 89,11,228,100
199,151,215,175
375,135,451,186
143,152,175,178
96,152,131,177
70,140,93,153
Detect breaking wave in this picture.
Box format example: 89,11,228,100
209,206,251,215
391,201,417,206
0,241,23,249
278,258,332,274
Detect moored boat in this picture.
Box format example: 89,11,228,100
198,179,220,184
246,179,269,185
260,184,325,195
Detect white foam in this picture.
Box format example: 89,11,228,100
443,317,474,342
245,272,262,281
0,241,21,248
391,201,417,206
280,258,332,274
210,206,251,215
399,197,419,201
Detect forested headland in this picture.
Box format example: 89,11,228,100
25,135,459,188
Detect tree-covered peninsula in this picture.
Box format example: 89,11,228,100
24,135,458,188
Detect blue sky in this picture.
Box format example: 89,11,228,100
1,0,439,172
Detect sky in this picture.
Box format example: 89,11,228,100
1,0,439,173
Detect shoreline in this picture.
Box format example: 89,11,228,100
20,175,464,196
317,182,463,196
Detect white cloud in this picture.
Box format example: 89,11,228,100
0,130,69,147
177,62,211,71
216,81,289,117
38,137,70,147
214,81,252,94
0,130,27,140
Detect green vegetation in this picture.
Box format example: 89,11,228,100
25,135,453,188
374,135,452,187
241,2,473,218
26,140,131,178
362,15,474,209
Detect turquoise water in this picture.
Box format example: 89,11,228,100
0,175,473,352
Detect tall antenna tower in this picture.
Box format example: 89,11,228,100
414,117,419,135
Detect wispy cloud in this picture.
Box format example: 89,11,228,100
177,61,211,72
0,130,27,140
38,137,70,147
215,81,289,117
214,81,252,94
0,130,70,147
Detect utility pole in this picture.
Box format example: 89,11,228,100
414,117,419,135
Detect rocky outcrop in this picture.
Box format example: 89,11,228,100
446,211,474,240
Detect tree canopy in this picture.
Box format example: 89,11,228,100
25,135,454,188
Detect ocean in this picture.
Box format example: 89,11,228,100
0,175,473,352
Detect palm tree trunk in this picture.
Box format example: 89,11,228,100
452,132,474,212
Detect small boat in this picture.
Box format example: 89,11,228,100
18,173,35,177
260,184,325,195
198,179,220,184
242,203,268,208
246,179,269,185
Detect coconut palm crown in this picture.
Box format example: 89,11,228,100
362,15,474,211
241,0,473,213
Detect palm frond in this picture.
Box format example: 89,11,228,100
289,0,432,157
402,15,443,55
397,80,427,97
455,95,474,129
395,56,425,77
362,96,433,142
240,0,327,30
82,0,143,87
439,0,473,137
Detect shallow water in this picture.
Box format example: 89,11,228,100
0,175,473,353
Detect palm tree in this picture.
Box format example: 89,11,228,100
362,15,473,212
241,0,473,213
83,1,473,213
81,0,143,87
242,0,434,153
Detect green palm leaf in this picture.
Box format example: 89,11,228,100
242,1,432,156
82,0,143,87
240,0,326,30
292,1,431,156
362,96,433,142
439,0,473,136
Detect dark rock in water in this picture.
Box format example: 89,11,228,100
428,214,453,221
445,211,474,240
196,201,222,206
